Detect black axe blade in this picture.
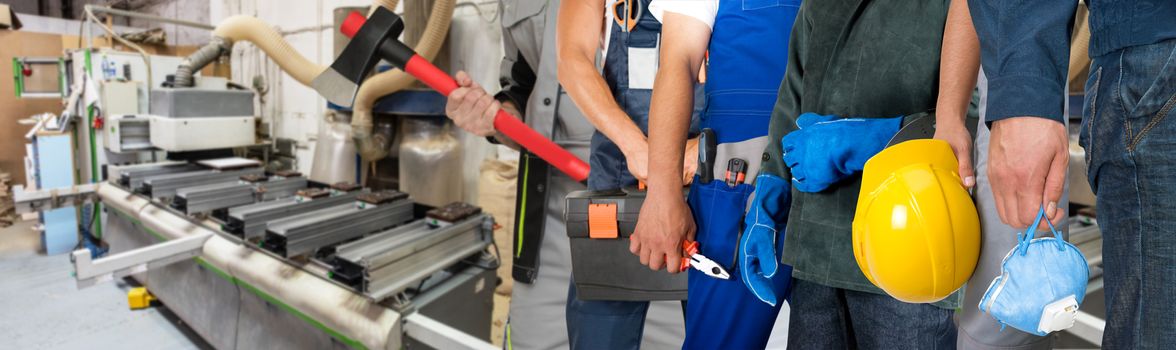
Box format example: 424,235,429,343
312,9,404,107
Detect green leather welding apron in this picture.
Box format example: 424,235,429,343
756,0,966,308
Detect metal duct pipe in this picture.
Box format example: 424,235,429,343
398,116,463,206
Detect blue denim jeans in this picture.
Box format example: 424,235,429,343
786,279,955,349
565,281,649,350
566,281,687,350
1080,37,1176,349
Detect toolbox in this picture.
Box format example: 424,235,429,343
564,188,688,301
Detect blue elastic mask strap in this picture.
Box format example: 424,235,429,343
1020,206,1064,255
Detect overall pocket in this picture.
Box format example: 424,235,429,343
687,178,755,268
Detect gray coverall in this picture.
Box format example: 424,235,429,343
498,1,684,348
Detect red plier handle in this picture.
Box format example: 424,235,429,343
679,240,700,271
679,240,731,279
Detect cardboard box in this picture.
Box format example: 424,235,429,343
0,5,23,30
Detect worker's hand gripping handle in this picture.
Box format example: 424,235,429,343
342,11,591,182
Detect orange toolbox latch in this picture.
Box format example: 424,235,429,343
587,203,619,239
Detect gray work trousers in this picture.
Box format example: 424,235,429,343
958,72,1070,350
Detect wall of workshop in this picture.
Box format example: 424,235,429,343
125,0,210,46
210,0,504,204
14,13,138,37
5,0,92,21
9,0,198,42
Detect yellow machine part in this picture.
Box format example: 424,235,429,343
852,139,980,303
127,287,156,310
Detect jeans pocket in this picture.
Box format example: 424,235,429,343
1118,39,1176,149
687,179,755,265
1081,67,1103,169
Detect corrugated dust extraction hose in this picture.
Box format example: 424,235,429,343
175,16,328,87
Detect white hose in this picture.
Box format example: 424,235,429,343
212,16,328,86
370,0,401,16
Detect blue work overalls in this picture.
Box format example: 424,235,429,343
585,0,703,190
567,0,700,348
683,0,799,349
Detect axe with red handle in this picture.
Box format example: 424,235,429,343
314,7,590,182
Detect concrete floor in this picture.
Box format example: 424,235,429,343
0,219,209,349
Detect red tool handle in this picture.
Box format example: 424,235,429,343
342,12,591,182
679,240,699,271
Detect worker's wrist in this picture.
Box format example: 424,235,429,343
935,111,968,129
616,136,648,160
647,177,684,197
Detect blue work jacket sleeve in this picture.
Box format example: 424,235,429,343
969,0,1077,125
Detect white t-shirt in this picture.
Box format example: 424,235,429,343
649,0,719,29
602,0,719,58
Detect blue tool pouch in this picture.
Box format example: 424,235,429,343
979,207,1090,336
687,177,756,277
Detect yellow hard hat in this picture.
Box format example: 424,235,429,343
852,139,980,303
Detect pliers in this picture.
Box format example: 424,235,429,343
679,240,730,279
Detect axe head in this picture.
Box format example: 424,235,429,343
313,8,404,107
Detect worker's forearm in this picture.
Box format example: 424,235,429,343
646,16,707,195
647,13,710,196
646,66,695,196
556,0,646,156
936,0,979,128
557,54,647,152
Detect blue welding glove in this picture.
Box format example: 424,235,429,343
781,113,902,192
740,174,791,307
980,208,1089,336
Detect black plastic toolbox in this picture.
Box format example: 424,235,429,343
564,188,687,301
